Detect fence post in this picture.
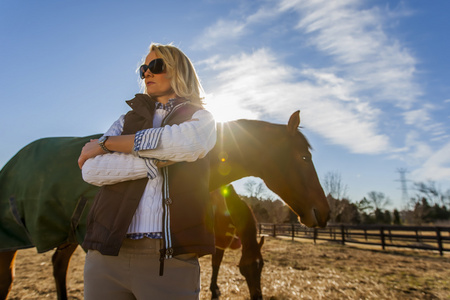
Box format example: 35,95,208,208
436,227,443,256
266,223,449,255
380,226,386,250
259,223,262,236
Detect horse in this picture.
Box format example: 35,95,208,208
211,184,264,300
0,111,329,299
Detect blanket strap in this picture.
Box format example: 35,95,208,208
9,196,34,243
69,196,89,243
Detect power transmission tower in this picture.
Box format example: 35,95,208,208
396,168,409,206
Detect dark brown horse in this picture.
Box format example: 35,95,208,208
211,185,264,300
0,111,329,299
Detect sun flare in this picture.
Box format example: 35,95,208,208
204,94,258,123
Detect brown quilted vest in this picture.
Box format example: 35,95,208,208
82,94,215,260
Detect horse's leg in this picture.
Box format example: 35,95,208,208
0,250,17,300
210,248,225,300
52,243,78,300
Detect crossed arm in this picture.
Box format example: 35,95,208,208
78,110,216,186
78,135,135,169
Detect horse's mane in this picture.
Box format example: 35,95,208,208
222,118,312,150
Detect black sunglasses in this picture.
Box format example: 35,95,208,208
139,58,165,79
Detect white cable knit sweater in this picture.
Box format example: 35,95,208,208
81,108,216,235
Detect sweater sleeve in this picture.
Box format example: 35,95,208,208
81,114,151,186
82,152,148,186
134,109,216,162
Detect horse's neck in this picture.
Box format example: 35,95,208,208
209,121,259,191
223,186,260,249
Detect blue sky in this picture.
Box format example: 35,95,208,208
1,0,449,210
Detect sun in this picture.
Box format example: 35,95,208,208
204,94,258,123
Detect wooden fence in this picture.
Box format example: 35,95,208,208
258,223,450,256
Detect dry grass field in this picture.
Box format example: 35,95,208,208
7,236,450,299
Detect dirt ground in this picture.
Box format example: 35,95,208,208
6,236,450,299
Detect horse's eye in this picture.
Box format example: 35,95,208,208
302,156,311,162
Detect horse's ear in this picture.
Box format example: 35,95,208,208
287,110,300,135
259,236,265,249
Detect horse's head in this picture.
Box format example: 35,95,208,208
267,111,329,227
212,111,330,227
234,111,330,227
238,236,264,300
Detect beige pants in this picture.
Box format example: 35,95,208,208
84,238,200,300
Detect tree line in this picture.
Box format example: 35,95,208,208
240,174,450,226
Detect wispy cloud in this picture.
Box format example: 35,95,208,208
402,104,448,142
196,19,247,49
202,49,389,154
193,4,281,50
279,0,421,108
403,108,430,126
411,141,450,182
195,0,448,181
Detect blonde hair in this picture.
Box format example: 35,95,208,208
141,43,205,107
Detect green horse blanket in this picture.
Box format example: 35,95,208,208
0,135,101,252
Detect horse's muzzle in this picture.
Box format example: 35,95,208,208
313,208,329,228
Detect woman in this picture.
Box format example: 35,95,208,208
78,43,216,300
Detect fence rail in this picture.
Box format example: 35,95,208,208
258,223,450,256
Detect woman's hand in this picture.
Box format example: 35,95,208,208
78,139,105,169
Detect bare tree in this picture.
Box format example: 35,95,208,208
243,179,272,200
357,197,374,213
323,171,349,224
366,191,391,210
412,180,447,206
323,171,348,200
445,189,450,207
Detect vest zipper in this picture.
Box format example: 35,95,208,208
159,101,190,276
